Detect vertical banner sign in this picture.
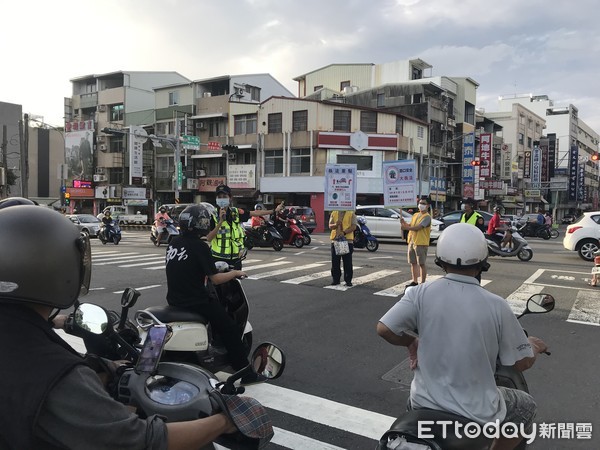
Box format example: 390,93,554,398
462,132,475,183
324,164,357,211
479,133,492,179
547,134,556,178
577,162,586,202
383,160,417,207
129,126,147,185
531,145,541,188
540,140,549,182
568,145,578,201
524,151,532,178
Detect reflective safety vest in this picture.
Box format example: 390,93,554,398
460,211,482,226
211,207,245,260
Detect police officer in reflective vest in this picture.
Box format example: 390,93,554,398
206,184,283,269
460,198,484,232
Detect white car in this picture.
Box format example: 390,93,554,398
563,211,600,261
355,205,444,243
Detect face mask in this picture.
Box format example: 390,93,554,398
216,198,230,208
461,204,466,211
418,204,428,212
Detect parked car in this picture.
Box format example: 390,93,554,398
66,214,101,238
440,210,495,229
355,205,444,243
563,211,600,261
284,206,317,233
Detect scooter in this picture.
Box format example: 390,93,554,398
377,293,554,450
296,219,312,246
273,216,305,248
150,218,180,246
353,216,379,252
99,220,121,245
63,290,285,449
486,228,533,261
133,261,256,374
517,222,551,240
243,220,285,251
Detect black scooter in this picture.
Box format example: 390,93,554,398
517,222,551,240
243,220,284,251
377,293,554,450
296,219,312,245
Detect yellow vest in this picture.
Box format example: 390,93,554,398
408,212,431,246
329,211,355,241
210,207,245,259
460,211,482,225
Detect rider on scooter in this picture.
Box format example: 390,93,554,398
154,206,171,243
377,224,548,450
250,203,269,240
101,210,114,240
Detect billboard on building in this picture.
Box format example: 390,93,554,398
65,130,94,185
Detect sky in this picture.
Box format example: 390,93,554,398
2,0,600,134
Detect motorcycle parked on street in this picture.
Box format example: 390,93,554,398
63,289,285,449
377,293,554,450
150,218,179,246
99,220,121,245
243,220,284,251
486,227,533,261
353,216,379,252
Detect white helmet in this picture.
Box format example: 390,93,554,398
435,223,488,268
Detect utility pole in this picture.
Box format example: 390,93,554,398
1,125,7,198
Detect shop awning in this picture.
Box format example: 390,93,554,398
540,196,549,204
191,153,224,159
501,202,519,209
189,113,228,120
231,189,258,199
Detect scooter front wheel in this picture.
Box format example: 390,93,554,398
293,236,304,248
366,239,379,252
303,234,312,245
272,239,284,251
517,249,533,261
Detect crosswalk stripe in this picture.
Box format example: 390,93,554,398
281,267,364,285
324,269,400,291
567,289,600,326
243,261,293,271
505,283,545,314
118,258,166,268
91,251,121,256
374,275,492,297
95,256,163,266
271,427,346,450
93,253,140,261
247,263,326,280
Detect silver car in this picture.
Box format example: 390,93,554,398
355,205,444,243
66,214,102,238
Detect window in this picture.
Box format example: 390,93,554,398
412,93,422,104
109,137,125,153
314,85,323,92
411,66,422,80
291,148,310,174
519,115,525,125
265,150,283,174
156,156,174,179
337,154,373,170
395,116,403,135
234,114,257,135
528,119,533,130
360,111,377,133
268,113,282,133
109,167,123,185
246,85,260,102
168,91,179,106
110,104,124,122
292,110,308,131
527,137,532,148
377,93,385,107
417,126,424,140
333,110,351,132
209,121,226,137
340,80,351,91
518,133,524,145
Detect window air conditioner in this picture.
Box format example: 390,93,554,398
228,153,236,160
93,174,107,182
99,144,107,151
263,194,274,204
196,169,206,177
195,122,206,130
98,105,107,112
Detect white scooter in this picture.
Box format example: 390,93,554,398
486,227,533,261
133,260,253,374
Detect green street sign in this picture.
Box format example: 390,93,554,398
177,161,183,190
182,135,200,150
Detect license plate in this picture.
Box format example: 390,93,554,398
592,266,600,274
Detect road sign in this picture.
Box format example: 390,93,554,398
181,135,200,150
177,162,183,190
208,141,221,150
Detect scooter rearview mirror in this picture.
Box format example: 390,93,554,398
74,303,111,335
525,293,555,314
121,287,141,308
251,342,286,380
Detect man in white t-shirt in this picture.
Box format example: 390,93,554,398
377,223,548,450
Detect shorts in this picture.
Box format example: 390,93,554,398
498,387,537,433
407,243,428,265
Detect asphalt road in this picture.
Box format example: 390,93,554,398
66,229,599,449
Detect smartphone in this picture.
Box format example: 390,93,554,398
135,325,169,374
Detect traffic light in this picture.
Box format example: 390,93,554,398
470,160,481,166
221,144,238,151
591,153,599,162
64,192,70,205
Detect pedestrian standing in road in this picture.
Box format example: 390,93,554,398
460,198,485,233
401,197,432,287
206,184,283,269
329,210,357,287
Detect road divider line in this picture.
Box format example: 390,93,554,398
247,263,326,280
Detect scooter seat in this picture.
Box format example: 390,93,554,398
142,305,210,324
384,409,491,450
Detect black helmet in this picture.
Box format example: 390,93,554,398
0,206,91,309
159,206,167,213
254,203,265,210
0,197,37,209
178,203,214,236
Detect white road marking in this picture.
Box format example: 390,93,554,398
567,289,600,325
247,263,326,280
505,284,545,315
119,259,166,268
95,256,165,266
271,427,346,450
324,269,400,291
243,261,293,271
113,285,161,294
